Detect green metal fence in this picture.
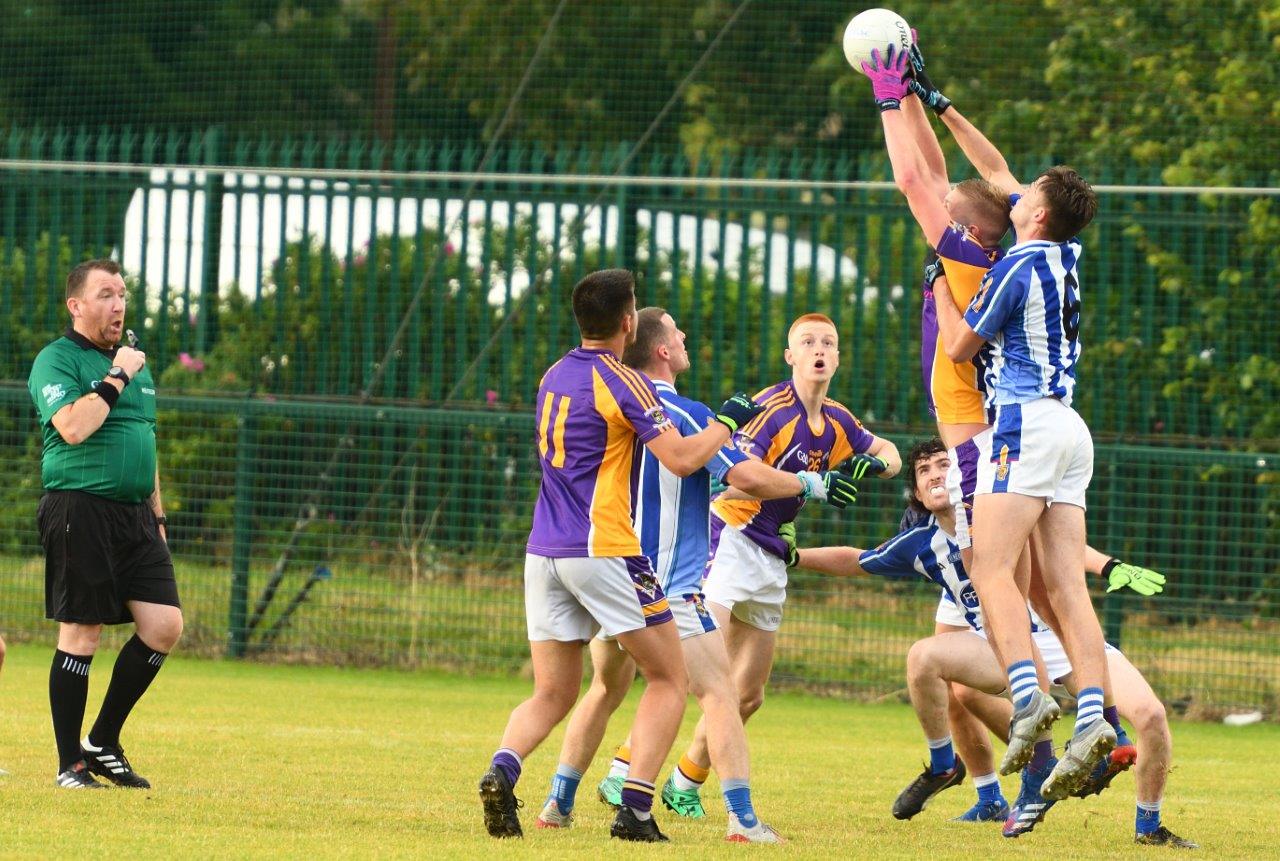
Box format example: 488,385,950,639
1,130,1277,716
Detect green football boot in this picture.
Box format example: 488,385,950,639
661,775,706,819
597,774,623,809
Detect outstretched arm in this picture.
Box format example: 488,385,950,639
939,107,1020,195
901,33,950,201
795,546,868,577
903,95,950,201
863,46,950,247
882,110,951,247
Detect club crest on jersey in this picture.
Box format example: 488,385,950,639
644,405,670,427
960,585,979,608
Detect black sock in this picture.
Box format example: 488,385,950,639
88,635,168,749
50,649,93,771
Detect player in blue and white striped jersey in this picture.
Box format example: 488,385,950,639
788,439,1193,847
535,307,859,844
932,161,1115,801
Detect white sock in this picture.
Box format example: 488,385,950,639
671,767,703,792
973,772,1000,788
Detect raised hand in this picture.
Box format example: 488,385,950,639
860,44,911,113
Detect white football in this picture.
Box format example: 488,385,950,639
842,8,912,72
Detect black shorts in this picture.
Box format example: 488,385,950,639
38,490,180,625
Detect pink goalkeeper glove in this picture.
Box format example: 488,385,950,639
860,44,910,112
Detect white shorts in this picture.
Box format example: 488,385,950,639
972,625,1120,685
596,591,719,642
702,526,786,632
524,553,672,642
935,593,969,629
971,398,1092,508
1031,627,1121,684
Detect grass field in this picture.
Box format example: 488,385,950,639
0,644,1276,858
2,553,1277,715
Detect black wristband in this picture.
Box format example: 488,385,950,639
1100,557,1121,578
92,380,121,409
877,99,902,113
155,515,168,526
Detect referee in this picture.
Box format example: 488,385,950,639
27,259,183,789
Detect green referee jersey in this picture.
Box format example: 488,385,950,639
28,327,158,504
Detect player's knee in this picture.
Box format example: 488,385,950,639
1130,697,1169,737
61,625,102,655
906,640,938,683
738,688,764,719
535,681,581,719
141,609,184,652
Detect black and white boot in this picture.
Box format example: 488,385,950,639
56,759,108,789
82,737,152,789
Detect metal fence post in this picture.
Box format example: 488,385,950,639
199,127,223,354
228,409,256,658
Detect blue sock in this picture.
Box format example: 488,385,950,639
549,762,583,814
1136,799,1161,835
1103,705,1131,746
974,772,1004,805
722,779,759,828
491,748,522,787
1029,739,1054,772
1075,687,1105,733
927,736,956,775
1007,660,1039,709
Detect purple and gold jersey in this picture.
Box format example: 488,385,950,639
921,225,1004,424
526,347,674,558
710,380,875,559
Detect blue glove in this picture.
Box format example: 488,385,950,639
905,31,952,115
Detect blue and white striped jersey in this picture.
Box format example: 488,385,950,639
858,515,1044,634
964,235,1083,411
634,380,748,598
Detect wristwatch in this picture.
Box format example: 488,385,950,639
106,366,131,386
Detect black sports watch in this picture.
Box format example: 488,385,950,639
106,366,131,386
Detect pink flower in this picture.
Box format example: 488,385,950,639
178,352,206,372
486,389,498,406
444,242,455,257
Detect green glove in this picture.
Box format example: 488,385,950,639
797,470,860,509
847,454,888,481
1102,558,1166,596
779,522,799,567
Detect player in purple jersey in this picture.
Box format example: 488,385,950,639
480,270,767,843
537,308,858,843
661,314,901,812
866,40,1115,800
